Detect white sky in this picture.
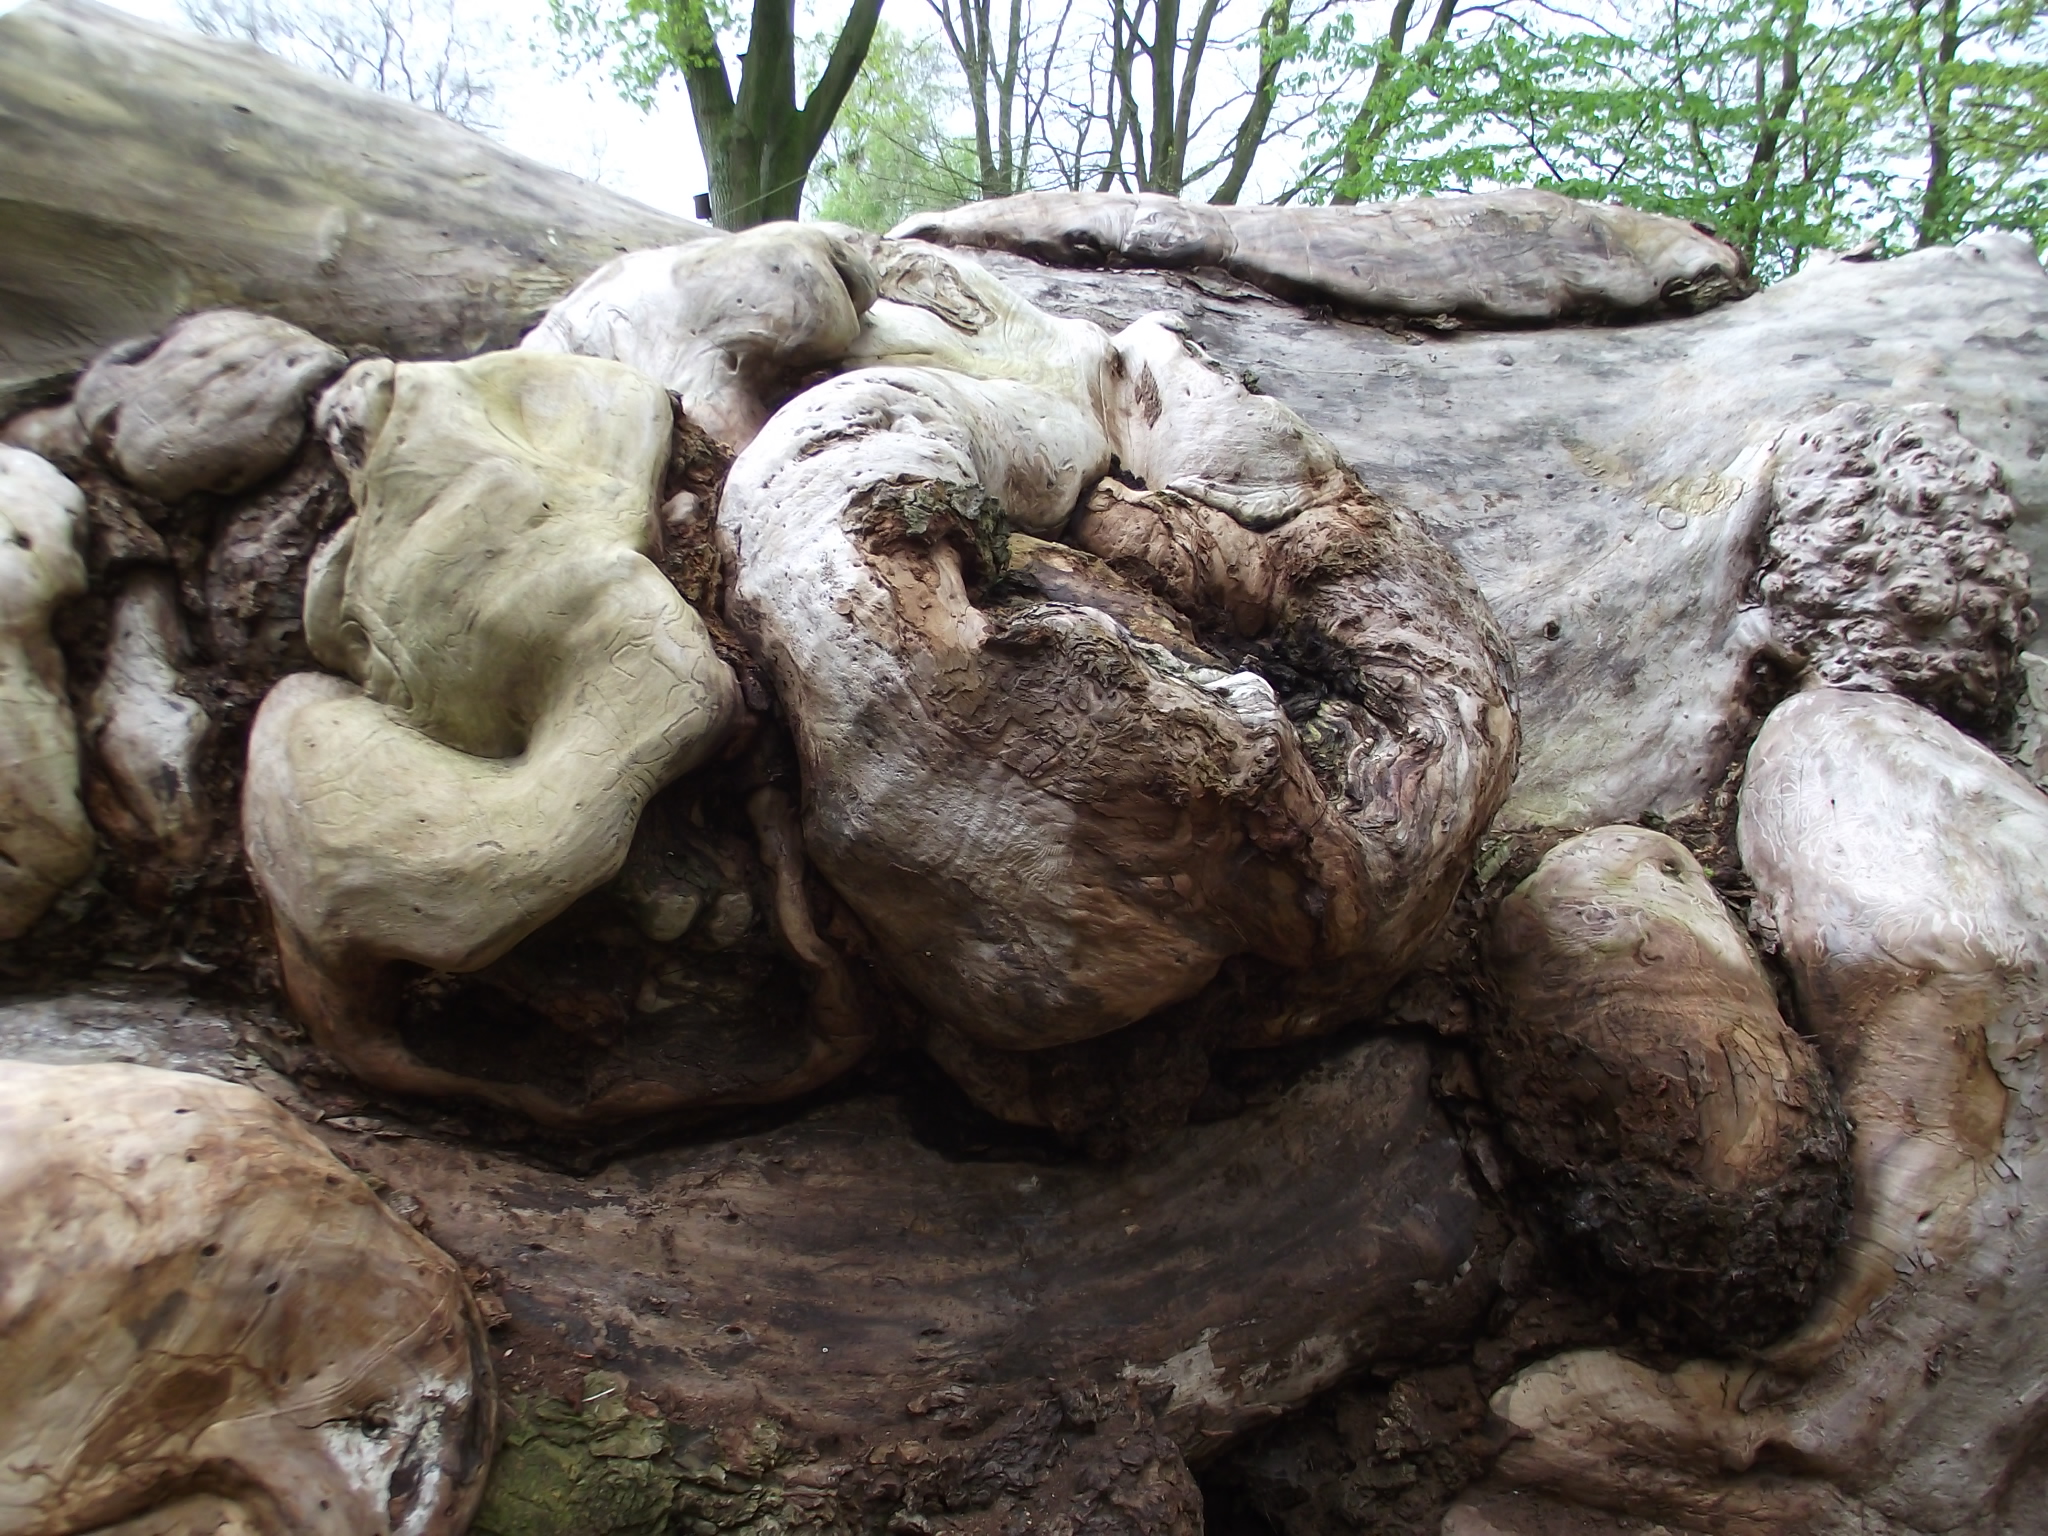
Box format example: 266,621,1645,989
64,0,1314,218
85,0,716,218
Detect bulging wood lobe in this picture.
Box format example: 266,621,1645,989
1485,826,1849,1351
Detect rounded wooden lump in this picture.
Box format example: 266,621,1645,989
0,1061,494,1536
72,311,345,502
719,283,1516,1054
244,350,741,1123
1760,402,2035,728
519,223,877,450
1464,690,2048,1534
1485,826,1848,1349
0,445,91,939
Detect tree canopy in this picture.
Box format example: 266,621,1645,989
803,0,2046,275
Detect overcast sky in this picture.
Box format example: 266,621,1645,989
18,0,1306,216
65,0,714,217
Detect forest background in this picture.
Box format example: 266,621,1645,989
159,0,2048,280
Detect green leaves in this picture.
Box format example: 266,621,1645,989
1306,0,2046,280
805,24,981,228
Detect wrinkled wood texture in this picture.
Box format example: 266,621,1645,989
0,994,1492,1535
0,1059,495,1536
969,236,2048,829
2,36,2048,1528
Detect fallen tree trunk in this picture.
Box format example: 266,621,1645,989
0,991,1494,1534
0,0,704,415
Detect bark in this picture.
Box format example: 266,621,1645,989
717,270,1513,1060
1209,0,1290,207
2,35,2048,1531
0,0,703,416
246,351,747,1129
519,225,878,450
1484,826,1848,1354
964,223,2048,836
0,447,91,936
71,311,346,502
0,992,1491,1535
1914,0,1965,246
1459,687,2048,1536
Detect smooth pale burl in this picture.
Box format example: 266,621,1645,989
72,311,345,502
842,235,1123,417
1484,826,1847,1351
1466,688,2048,1535
84,569,214,865
244,351,741,1121
0,1061,494,1536
722,256,1515,1053
0,445,91,938
520,223,877,450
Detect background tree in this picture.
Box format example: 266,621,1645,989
806,23,980,227
930,0,1076,198
181,0,503,127
551,0,884,227
1875,0,2048,246
1294,0,2045,278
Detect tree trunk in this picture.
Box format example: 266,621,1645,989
1211,0,1291,205
0,0,702,415
6,23,2048,1527
1915,0,1964,246
1330,0,1456,205
677,0,882,229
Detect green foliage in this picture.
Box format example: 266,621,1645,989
1303,0,2047,279
549,0,728,112
805,24,980,229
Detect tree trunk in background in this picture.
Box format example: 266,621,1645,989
1914,0,1964,246
673,0,883,228
1330,0,1456,205
1211,0,1291,204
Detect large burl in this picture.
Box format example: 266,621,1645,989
1484,826,1848,1351
244,351,748,1125
722,249,1517,1053
0,1062,493,1536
